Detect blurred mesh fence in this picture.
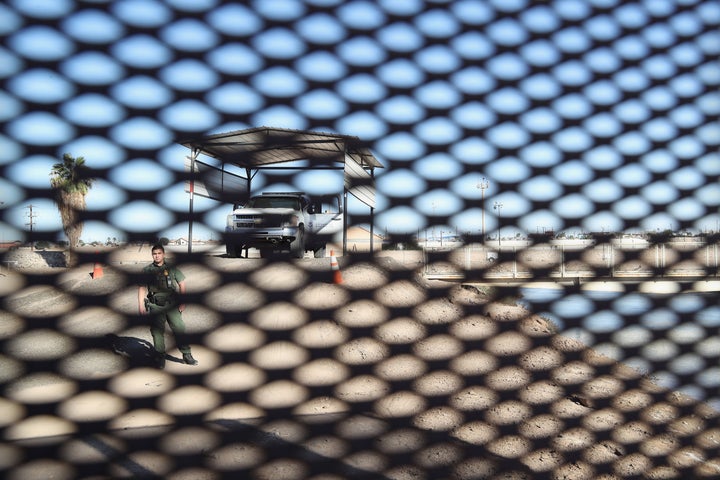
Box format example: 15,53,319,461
1,1,719,479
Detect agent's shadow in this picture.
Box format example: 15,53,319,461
104,334,185,367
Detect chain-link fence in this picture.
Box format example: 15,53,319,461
1,1,719,479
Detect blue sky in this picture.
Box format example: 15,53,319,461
1,0,719,243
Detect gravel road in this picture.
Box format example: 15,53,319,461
1,245,718,479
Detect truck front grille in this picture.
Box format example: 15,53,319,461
233,214,283,228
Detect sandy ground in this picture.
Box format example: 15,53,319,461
0,244,719,479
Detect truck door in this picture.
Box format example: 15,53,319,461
308,195,343,235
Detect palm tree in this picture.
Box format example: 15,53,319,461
50,153,95,264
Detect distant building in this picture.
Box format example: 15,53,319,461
172,237,210,246
343,226,385,252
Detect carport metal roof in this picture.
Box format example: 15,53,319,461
178,127,383,254
179,126,382,170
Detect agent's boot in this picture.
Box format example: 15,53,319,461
183,352,198,365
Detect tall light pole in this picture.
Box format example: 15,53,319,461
493,201,503,250
477,177,489,239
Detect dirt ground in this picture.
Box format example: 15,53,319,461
1,244,718,479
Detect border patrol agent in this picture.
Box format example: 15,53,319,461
138,244,198,368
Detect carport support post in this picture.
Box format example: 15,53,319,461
370,167,376,254
245,167,253,196
343,189,348,255
370,204,375,254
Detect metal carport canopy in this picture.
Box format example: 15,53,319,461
178,126,383,254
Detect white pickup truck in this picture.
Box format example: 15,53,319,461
225,192,343,258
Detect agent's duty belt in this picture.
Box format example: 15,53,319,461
148,292,175,306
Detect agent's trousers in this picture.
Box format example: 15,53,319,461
147,302,191,355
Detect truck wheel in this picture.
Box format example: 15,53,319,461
226,244,239,258
290,226,305,258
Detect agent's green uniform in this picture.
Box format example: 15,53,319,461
142,262,191,356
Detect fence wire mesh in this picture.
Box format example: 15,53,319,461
1,1,719,479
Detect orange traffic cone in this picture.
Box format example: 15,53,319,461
330,250,342,284
92,262,103,279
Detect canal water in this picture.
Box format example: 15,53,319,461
519,287,720,410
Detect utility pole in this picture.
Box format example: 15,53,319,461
493,201,503,250
25,204,37,249
477,177,489,239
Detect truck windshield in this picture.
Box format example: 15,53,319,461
248,197,301,209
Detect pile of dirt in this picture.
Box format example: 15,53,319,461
2,248,67,271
